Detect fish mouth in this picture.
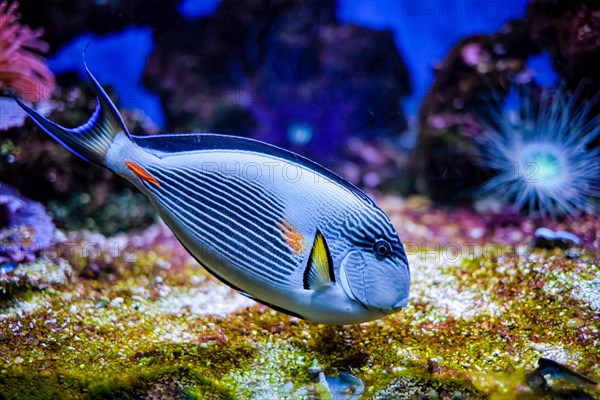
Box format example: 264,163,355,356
340,251,409,314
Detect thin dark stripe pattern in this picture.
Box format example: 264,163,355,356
342,206,399,249
144,165,299,286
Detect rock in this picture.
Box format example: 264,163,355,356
324,371,364,400
1,201,599,399
338,137,412,193
414,20,538,203
0,182,55,264
0,97,28,131
0,258,72,294
533,227,582,249
527,0,600,96
565,248,582,259
143,0,410,163
0,84,157,235
18,0,183,51
372,376,482,400
526,357,597,399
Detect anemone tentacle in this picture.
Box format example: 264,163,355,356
475,84,600,219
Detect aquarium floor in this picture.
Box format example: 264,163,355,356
1,195,598,399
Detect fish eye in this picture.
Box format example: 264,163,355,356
373,239,391,257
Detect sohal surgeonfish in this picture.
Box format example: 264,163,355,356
11,58,410,324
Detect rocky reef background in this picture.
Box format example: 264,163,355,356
415,0,600,203
1,0,599,399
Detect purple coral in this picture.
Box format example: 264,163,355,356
0,1,55,102
0,182,55,264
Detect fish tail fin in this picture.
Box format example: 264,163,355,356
10,58,131,167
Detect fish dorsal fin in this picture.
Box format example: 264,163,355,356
131,133,374,205
303,230,335,290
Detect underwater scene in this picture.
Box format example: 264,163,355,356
0,0,599,398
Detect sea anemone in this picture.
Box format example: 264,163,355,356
475,84,600,219
0,1,54,102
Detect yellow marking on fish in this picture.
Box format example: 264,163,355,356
125,161,160,186
279,220,306,255
304,230,334,290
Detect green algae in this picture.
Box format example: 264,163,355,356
1,233,598,399
1,366,235,400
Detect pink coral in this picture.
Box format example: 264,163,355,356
0,1,54,101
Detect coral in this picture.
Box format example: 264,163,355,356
0,1,54,102
415,1,600,205
527,0,600,95
0,82,157,235
1,2,599,398
414,20,539,203
0,182,55,265
474,85,600,218
0,184,70,295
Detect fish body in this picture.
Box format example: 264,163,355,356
12,60,410,324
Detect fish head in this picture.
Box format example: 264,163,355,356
339,233,410,314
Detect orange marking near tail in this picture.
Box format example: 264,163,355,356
125,161,160,186
279,220,306,255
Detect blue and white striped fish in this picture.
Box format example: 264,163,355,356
11,60,410,324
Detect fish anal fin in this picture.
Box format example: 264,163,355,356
125,161,160,186
163,226,306,320
303,230,335,290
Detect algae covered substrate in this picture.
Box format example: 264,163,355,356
1,197,599,400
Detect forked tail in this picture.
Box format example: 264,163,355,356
9,57,131,167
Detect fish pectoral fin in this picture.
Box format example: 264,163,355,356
303,230,335,290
